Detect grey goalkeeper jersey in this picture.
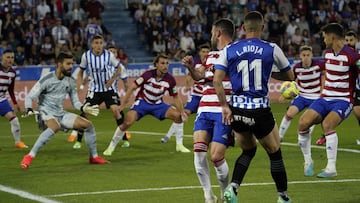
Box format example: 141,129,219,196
25,72,83,116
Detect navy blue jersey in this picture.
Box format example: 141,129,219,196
215,38,291,109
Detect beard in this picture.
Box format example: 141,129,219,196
62,69,72,77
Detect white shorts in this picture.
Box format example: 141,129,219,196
41,111,78,131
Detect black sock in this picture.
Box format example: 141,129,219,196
122,133,128,141
231,147,257,194
268,149,288,194
77,130,84,142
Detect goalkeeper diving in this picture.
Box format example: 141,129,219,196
20,52,109,170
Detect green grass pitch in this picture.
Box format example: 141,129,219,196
0,102,359,203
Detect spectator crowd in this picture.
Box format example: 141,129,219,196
0,0,359,66
0,0,122,66
128,0,360,61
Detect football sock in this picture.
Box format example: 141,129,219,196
165,122,176,139
279,115,291,139
278,191,290,201
231,147,257,194
109,127,125,149
84,124,98,157
29,128,55,157
309,125,315,135
77,130,84,142
213,158,229,196
10,117,21,143
194,142,213,200
325,131,338,171
268,149,288,194
298,130,312,163
174,122,184,145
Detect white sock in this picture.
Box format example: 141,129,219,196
70,130,78,136
108,127,125,149
298,131,312,163
194,151,214,200
279,116,291,139
213,159,229,197
309,125,315,135
173,122,184,145
325,132,338,171
165,122,176,138
10,117,21,143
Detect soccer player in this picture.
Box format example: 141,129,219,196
160,44,210,147
70,44,132,149
103,53,189,155
278,45,325,143
185,18,234,203
20,52,109,169
316,30,360,145
213,11,294,203
0,49,28,149
68,35,126,149
297,23,359,178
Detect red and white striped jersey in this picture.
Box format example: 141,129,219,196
321,46,360,103
190,63,204,97
135,69,178,104
294,59,325,100
198,51,232,113
0,66,17,104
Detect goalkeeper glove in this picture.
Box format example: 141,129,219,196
81,103,100,116
22,108,39,118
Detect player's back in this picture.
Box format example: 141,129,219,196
225,38,280,97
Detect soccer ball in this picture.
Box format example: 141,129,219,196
280,81,299,99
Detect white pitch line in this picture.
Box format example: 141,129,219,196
0,184,61,203
46,179,360,198
131,130,360,154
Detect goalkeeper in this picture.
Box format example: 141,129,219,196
278,45,325,144
20,52,109,170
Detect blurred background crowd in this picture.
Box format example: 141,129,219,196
0,0,359,66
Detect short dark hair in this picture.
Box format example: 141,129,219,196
213,18,235,39
345,30,357,38
321,23,344,38
153,53,169,66
2,49,14,55
107,44,117,49
198,44,210,51
56,52,73,63
244,11,264,32
91,34,104,42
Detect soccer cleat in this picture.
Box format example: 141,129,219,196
317,169,337,178
176,144,191,153
125,131,131,139
356,139,360,145
73,141,82,149
103,146,115,156
224,185,237,203
121,141,130,148
304,161,314,177
15,141,28,149
67,132,77,142
205,195,218,203
277,196,292,203
160,136,170,143
315,136,326,145
89,156,110,164
21,154,34,169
